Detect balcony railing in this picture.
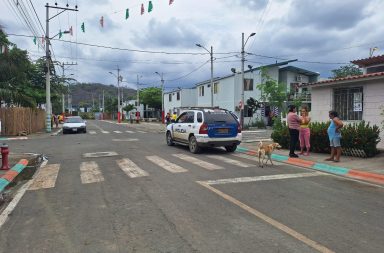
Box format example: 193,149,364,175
288,92,311,102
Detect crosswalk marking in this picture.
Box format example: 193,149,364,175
113,130,122,133
137,130,147,133
146,155,188,173
89,130,97,134
172,154,223,170
206,155,252,168
125,130,134,133
231,153,283,165
29,164,60,190
112,138,138,142
101,131,110,134
116,158,149,178
80,161,105,184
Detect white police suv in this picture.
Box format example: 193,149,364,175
166,108,242,153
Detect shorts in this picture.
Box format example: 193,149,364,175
329,137,341,147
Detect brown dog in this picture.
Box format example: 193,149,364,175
257,141,282,167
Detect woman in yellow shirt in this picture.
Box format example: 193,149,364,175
299,107,311,156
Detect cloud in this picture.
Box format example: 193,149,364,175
224,0,269,9
131,18,203,48
286,0,369,30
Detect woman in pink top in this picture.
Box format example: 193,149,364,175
287,105,301,157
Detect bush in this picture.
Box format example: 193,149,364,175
271,120,381,157
248,119,266,129
79,112,95,120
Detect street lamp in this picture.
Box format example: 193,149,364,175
109,69,122,123
240,32,256,129
155,72,164,123
196,43,214,107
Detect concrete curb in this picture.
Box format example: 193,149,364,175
0,159,29,193
237,146,384,186
0,137,28,141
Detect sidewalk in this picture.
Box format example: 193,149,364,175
238,141,384,185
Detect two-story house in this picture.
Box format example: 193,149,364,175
164,88,196,115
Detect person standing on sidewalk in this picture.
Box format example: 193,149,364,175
326,110,343,162
287,105,301,158
299,106,311,156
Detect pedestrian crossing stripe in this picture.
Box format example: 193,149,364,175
125,130,134,133
137,131,147,133
80,161,104,184
29,164,60,190
146,155,188,173
89,130,97,134
116,158,149,178
206,155,252,168
172,154,223,170
101,131,110,134
113,131,122,133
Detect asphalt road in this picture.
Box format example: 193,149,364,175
0,120,383,253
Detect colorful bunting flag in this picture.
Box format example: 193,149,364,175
33,36,36,45
100,16,104,28
41,35,45,44
69,26,73,36
59,29,63,39
81,22,85,32
141,3,144,15
169,0,174,5
125,8,129,19
148,1,153,12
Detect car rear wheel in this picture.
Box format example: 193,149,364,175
189,136,201,154
83,128,87,133
225,144,237,152
166,131,174,146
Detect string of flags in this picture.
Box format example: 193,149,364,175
32,0,175,45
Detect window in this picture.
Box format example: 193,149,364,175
168,94,172,102
197,112,203,123
213,82,219,94
243,79,253,91
177,112,188,123
185,112,195,123
333,87,363,121
199,86,205,96
177,91,180,100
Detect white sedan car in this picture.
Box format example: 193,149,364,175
62,116,87,134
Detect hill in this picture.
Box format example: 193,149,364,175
70,83,136,108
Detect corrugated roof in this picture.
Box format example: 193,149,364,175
301,71,384,87
351,55,384,67
279,66,319,76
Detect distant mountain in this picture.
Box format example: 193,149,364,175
70,82,136,107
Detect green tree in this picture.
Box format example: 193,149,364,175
257,68,287,112
139,87,161,109
331,64,362,79
123,104,135,113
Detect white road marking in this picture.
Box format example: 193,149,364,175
137,131,147,133
89,130,97,135
204,172,326,185
113,130,122,133
116,158,149,178
146,156,188,173
0,159,48,229
101,131,110,134
112,138,139,142
28,164,60,190
83,151,118,158
231,153,284,166
125,130,134,133
172,154,223,170
197,181,335,253
80,161,105,184
206,155,252,168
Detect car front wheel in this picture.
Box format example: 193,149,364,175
225,144,237,152
166,131,174,146
189,136,201,154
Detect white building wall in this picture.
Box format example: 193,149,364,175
362,81,384,148
181,89,197,107
215,78,235,111
164,91,181,114
310,86,332,122
196,83,211,107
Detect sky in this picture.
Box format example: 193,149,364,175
1,0,384,92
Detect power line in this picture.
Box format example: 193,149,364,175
27,0,45,35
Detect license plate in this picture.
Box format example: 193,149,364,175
72,128,77,132
217,128,228,134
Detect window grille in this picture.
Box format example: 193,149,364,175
333,87,363,121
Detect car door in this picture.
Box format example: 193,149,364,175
178,111,195,141
173,112,188,141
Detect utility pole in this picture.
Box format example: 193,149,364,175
56,61,77,115
45,3,78,132
117,67,121,123
137,74,140,113
155,72,164,122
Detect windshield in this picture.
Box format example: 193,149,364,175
65,117,83,123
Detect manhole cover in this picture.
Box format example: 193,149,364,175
83,151,118,158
